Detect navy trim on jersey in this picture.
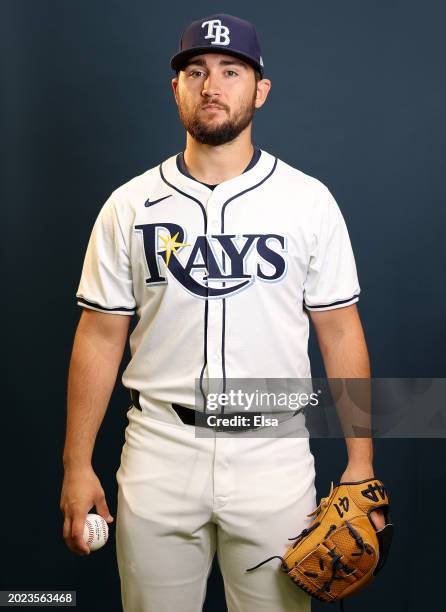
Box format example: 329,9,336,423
220,157,278,232
176,147,262,190
243,146,262,172
199,300,209,411
222,299,226,397
77,296,135,313
159,162,209,410
304,294,359,309
159,163,207,222
220,156,279,393
176,154,216,190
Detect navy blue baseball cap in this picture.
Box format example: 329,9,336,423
170,14,264,77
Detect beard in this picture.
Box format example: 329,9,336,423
177,88,257,146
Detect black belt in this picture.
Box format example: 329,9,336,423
130,389,196,425
130,389,193,422
130,388,142,410
129,389,262,431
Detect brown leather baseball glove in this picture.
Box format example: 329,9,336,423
247,478,394,609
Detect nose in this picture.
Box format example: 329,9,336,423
201,72,221,98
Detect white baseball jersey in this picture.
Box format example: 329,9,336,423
76,149,360,411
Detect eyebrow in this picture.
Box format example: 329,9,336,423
184,58,248,70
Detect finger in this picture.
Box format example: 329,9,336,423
64,512,88,555
95,494,114,523
63,516,72,545
63,515,82,555
370,509,386,530
71,514,91,555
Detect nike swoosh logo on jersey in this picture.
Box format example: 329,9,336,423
144,195,172,207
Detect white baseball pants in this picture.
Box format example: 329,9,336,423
115,405,316,612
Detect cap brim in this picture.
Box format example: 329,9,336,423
170,47,263,76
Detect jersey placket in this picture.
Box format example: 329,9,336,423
204,191,225,391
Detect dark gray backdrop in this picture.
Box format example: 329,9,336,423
1,1,445,611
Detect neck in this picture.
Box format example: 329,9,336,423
183,126,254,185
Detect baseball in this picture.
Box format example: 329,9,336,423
83,513,109,551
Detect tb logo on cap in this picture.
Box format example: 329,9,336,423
201,19,230,46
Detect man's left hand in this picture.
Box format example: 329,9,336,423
339,464,386,531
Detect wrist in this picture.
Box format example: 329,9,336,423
63,456,93,472
340,462,375,483
346,457,373,469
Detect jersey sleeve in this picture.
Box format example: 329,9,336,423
303,187,360,311
75,196,136,315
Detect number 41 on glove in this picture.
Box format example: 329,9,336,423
247,478,394,608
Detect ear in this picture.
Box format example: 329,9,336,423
171,77,179,106
255,79,272,109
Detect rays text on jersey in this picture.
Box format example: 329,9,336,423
134,222,288,299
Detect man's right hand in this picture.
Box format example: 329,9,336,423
60,466,114,556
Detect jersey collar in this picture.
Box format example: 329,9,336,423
176,147,262,190
159,148,277,204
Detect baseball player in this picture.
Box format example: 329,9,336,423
60,13,385,612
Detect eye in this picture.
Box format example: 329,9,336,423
188,70,205,78
226,70,238,77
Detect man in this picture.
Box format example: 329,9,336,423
60,13,384,612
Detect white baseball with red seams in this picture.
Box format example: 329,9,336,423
83,514,109,551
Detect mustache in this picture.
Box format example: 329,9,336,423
201,100,229,111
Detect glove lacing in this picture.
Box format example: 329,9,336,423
246,483,336,572
245,483,372,612
306,481,334,519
